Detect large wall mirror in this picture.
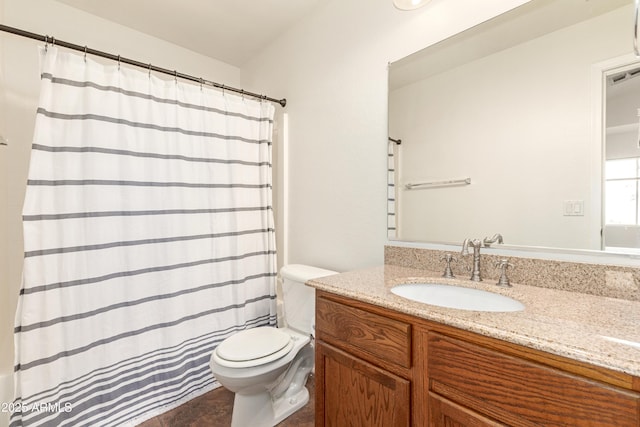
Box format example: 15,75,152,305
388,0,640,259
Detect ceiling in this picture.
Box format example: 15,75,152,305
390,0,629,90
55,0,323,67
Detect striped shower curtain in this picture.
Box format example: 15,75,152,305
12,47,277,426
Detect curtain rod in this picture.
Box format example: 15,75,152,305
0,24,287,107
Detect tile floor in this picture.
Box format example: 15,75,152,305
138,377,315,427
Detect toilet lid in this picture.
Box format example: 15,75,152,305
216,327,292,362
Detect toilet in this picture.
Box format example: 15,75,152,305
209,264,337,427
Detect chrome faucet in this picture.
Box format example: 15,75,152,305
461,238,483,282
483,233,503,247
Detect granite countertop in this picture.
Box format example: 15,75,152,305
307,264,640,377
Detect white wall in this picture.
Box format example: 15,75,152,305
0,2,8,421
241,0,530,273
0,0,240,416
0,0,543,420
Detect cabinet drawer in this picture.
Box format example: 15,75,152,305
428,332,640,426
316,296,411,369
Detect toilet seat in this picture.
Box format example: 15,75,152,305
214,327,294,368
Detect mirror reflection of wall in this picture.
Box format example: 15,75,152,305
604,66,640,253
388,0,637,253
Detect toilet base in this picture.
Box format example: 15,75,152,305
230,386,309,427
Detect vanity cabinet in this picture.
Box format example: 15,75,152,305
314,290,640,427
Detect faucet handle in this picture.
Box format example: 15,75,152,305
440,253,457,278
494,258,513,287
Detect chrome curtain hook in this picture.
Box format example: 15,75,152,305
221,84,225,96
84,46,88,62
174,70,178,83
199,78,204,91
117,55,121,70
148,63,152,78
44,35,49,51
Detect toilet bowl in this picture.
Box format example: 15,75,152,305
209,264,336,427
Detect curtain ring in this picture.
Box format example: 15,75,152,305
199,78,204,91
240,89,245,100
221,84,225,96
117,55,121,70
174,70,178,83
148,63,152,78
44,35,49,51
84,46,88,62
51,37,56,46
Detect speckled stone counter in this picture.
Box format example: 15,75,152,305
307,264,640,377
385,245,640,301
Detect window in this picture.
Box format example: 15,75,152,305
605,158,640,225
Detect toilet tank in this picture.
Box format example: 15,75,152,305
279,264,337,335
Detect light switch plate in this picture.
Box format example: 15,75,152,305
563,200,584,216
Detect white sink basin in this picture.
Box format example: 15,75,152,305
390,283,524,312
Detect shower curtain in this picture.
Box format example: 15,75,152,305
12,47,277,426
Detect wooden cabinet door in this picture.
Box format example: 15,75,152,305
428,332,640,426
429,393,506,427
316,341,410,427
